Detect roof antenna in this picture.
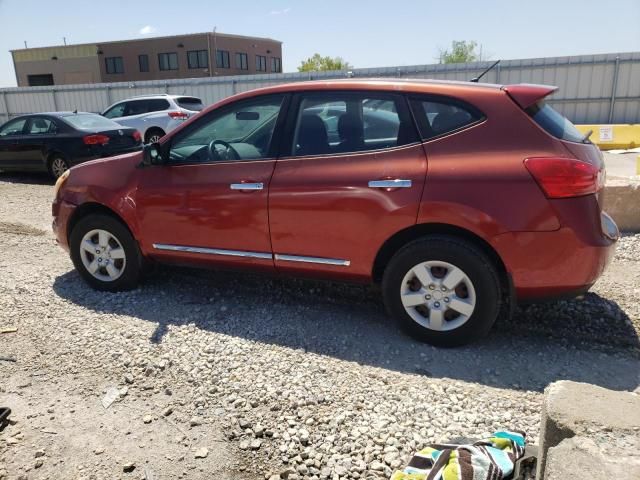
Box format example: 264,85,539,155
470,59,500,83
73,109,77,114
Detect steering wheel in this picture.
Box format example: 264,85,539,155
208,139,239,161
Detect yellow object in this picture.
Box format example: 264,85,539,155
574,124,640,150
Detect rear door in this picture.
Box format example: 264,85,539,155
268,91,427,281
0,117,29,168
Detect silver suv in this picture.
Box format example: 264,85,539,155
102,94,204,143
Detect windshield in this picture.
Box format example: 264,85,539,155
62,113,121,131
526,102,586,143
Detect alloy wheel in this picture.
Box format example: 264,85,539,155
79,229,127,282
51,157,68,178
400,260,476,331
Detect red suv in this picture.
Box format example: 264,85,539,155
52,79,619,346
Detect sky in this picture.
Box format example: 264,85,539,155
0,0,639,87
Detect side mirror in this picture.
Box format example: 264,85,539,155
142,142,165,166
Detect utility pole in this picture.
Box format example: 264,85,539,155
63,37,67,46
212,26,218,76
23,41,28,49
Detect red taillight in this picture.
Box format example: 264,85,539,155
132,130,142,142
524,157,604,199
168,111,189,120
83,134,110,145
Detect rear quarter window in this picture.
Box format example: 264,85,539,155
409,96,484,140
176,97,204,111
526,102,586,143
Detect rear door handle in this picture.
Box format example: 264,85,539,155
230,182,263,191
368,179,412,188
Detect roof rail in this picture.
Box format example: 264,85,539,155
128,93,172,98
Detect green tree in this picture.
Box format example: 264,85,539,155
439,41,480,64
298,54,353,72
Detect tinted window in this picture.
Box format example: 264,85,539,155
176,97,204,111
103,102,126,119
410,97,483,140
236,52,248,70
292,93,415,157
256,55,267,72
27,74,54,86
271,57,281,73
139,55,149,72
169,95,284,164
0,118,27,136
526,101,586,143
188,50,208,69
28,118,56,134
105,57,124,74
158,53,178,71
216,50,230,69
62,114,121,131
145,99,170,113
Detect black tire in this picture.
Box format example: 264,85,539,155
144,128,165,144
48,154,70,179
69,214,142,292
382,235,501,347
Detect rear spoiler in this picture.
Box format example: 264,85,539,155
502,84,559,109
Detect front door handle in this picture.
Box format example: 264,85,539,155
368,179,412,189
230,182,263,191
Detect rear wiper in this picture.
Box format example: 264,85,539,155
581,129,593,143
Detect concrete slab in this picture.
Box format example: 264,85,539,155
603,152,639,179
537,381,640,479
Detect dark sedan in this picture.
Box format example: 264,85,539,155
0,112,142,179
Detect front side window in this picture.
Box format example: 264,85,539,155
256,55,267,72
158,52,178,71
291,93,416,157
105,56,124,74
139,54,149,72
0,118,27,136
236,52,248,70
103,102,126,119
410,96,483,140
188,50,209,69
169,95,284,164
216,50,230,68
28,118,56,134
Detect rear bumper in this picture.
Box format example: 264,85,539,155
52,199,77,252
493,211,618,301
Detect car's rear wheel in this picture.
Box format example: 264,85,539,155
145,128,165,144
69,214,142,291
382,235,501,347
48,155,69,179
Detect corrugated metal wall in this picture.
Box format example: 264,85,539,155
1,51,639,124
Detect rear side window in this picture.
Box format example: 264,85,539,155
526,102,586,143
62,114,120,131
145,99,170,113
176,97,204,111
410,96,483,140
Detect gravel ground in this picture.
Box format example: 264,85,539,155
1,172,639,480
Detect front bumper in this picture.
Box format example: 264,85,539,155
52,199,77,252
493,211,618,301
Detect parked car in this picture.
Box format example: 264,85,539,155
102,94,204,144
52,79,619,346
0,112,142,179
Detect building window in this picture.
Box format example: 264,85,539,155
27,74,54,86
158,52,178,71
188,50,209,69
138,54,149,72
271,57,281,73
256,55,267,72
105,56,124,74
216,50,230,68
236,52,248,70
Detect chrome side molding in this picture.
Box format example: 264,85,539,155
230,183,264,190
152,244,351,266
275,254,350,266
152,244,272,260
368,179,412,189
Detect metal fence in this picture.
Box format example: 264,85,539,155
1,51,639,124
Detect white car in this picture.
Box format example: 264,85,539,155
102,94,204,143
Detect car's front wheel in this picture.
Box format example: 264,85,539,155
69,214,142,291
382,235,501,347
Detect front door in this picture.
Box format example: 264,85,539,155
136,94,287,271
269,91,428,281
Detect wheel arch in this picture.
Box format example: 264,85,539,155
372,223,509,285
67,202,136,245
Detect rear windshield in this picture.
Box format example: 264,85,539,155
62,113,120,131
526,102,586,143
176,97,204,111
